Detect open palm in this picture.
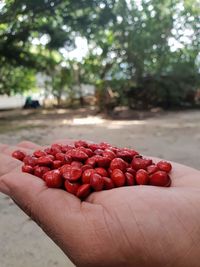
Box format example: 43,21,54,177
0,141,200,267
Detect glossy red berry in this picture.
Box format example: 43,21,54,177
95,167,108,177
110,158,127,172
150,171,171,187
111,169,126,187
22,165,33,174
125,172,135,186
135,169,149,185
12,150,26,161
157,161,172,173
33,150,47,158
147,164,159,175
76,184,91,199
102,177,114,190
34,166,50,178
90,173,104,191
44,170,62,188
64,180,80,195
82,169,96,184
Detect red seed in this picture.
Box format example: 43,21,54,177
85,156,97,167
74,140,88,148
67,149,88,161
53,160,63,169
34,166,50,178
82,164,93,172
33,150,47,158
102,149,116,160
71,161,83,168
61,145,74,153
88,143,101,151
126,168,136,176
157,161,172,173
116,150,133,162
102,177,114,190
94,149,104,155
55,152,65,162
64,154,72,164
12,150,26,161
63,167,82,182
44,170,62,188
150,171,171,187
23,155,37,167
95,167,108,177
135,169,149,185
64,180,80,195
82,169,96,184
110,158,127,172
76,184,91,199
147,164,159,175
97,156,111,168
60,164,71,175
125,172,135,186
90,173,104,191
22,165,33,174
111,169,126,187
37,156,53,166
131,157,152,170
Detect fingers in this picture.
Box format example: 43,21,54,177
17,141,42,149
0,153,21,176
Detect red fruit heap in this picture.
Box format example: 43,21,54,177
12,141,172,199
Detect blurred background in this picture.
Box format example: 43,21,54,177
0,0,200,266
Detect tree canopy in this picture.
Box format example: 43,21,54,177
0,0,199,108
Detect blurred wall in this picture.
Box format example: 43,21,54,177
0,95,25,110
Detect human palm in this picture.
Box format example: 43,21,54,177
0,141,200,267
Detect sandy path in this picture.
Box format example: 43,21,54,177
0,110,200,267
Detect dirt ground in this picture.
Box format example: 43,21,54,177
0,108,200,267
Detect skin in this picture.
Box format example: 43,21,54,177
0,141,200,267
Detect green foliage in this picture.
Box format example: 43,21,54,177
0,0,199,108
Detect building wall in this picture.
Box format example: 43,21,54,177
0,95,25,109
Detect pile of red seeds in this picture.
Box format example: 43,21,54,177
12,140,172,199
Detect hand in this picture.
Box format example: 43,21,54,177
0,141,200,267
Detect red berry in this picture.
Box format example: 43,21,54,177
82,164,93,172
64,180,80,195
55,152,65,162
44,170,62,188
76,184,91,199
33,150,47,158
95,167,108,177
74,140,88,148
102,150,116,160
37,156,53,166
126,168,136,176
53,160,63,169
22,165,33,174
12,150,26,161
97,156,111,168
90,173,104,191
60,164,71,175
34,166,50,178
125,172,135,186
131,157,152,170
147,165,159,175
94,149,104,155
67,149,88,161
150,171,171,187
82,169,96,184
102,177,114,190
23,155,37,167
61,145,74,153
71,161,83,168
135,169,149,185
63,167,82,182
111,169,126,187
157,161,172,173
110,158,127,172
116,150,133,162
